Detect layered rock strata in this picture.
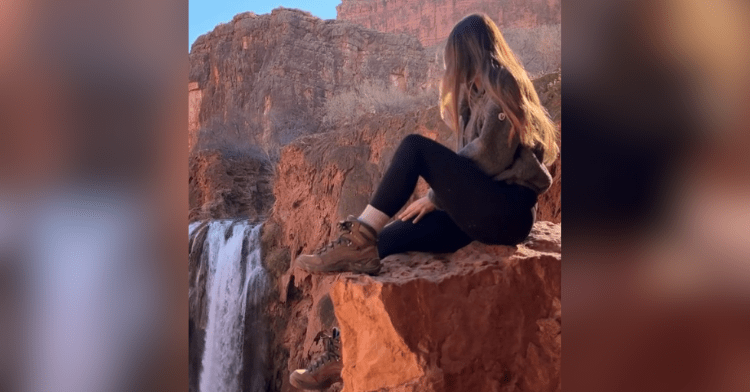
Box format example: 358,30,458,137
337,0,561,47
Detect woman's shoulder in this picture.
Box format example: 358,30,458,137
481,96,503,115
478,97,510,132
471,95,501,122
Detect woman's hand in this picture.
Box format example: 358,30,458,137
398,196,436,224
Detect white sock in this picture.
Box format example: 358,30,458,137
357,205,390,234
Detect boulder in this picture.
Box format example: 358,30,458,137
331,222,561,392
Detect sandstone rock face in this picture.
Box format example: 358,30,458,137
337,0,561,47
332,221,561,392
189,8,442,158
189,150,275,221
533,72,561,224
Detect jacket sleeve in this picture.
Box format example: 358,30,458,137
457,100,519,177
426,188,443,210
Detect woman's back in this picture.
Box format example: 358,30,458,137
457,90,553,195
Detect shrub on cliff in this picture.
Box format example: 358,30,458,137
322,81,438,127
504,23,561,77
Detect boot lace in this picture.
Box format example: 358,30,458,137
315,220,355,253
307,328,341,373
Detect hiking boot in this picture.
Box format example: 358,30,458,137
289,327,343,390
295,215,381,275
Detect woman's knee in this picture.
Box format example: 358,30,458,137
398,133,431,153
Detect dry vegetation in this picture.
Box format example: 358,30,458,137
504,24,561,77
322,81,439,127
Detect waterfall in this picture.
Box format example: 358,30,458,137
190,220,268,392
189,221,202,237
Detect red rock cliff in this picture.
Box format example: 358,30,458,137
189,8,442,157
189,149,275,221
188,8,445,222
337,0,561,47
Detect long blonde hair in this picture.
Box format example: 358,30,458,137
440,14,559,165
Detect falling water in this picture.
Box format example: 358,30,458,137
189,221,202,237
191,220,268,392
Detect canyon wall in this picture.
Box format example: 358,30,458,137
189,8,443,158
337,0,561,47
188,149,275,221
188,8,444,221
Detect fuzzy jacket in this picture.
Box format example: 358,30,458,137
427,91,554,209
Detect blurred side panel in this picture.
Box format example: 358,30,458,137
0,0,188,391
563,0,750,391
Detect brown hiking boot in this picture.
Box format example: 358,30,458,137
295,216,381,275
289,327,343,390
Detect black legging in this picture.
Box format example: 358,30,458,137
370,134,538,258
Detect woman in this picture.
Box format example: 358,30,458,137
289,13,559,390
294,14,558,276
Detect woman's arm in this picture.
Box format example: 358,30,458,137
426,188,443,210
427,98,517,209
457,99,519,177
428,87,472,210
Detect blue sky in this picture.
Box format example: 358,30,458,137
190,0,341,49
